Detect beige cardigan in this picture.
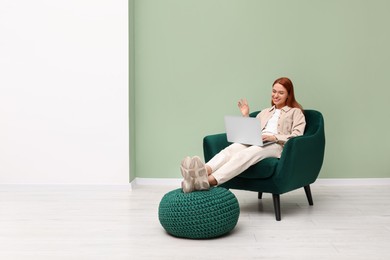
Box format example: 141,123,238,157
256,106,306,145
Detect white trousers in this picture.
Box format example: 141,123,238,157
205,143,283,185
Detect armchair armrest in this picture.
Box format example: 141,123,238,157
274,128,325,192
203,133,230,162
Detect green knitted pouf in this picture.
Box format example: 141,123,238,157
158,187,240,239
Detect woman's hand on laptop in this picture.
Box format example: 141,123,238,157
262,135,277,143
238,98,249,117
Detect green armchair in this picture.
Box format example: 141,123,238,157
203,109,325,221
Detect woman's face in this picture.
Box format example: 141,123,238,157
272,83,288,109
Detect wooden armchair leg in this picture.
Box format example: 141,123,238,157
258,192,263,199
304,185,314,206
272,194,281,221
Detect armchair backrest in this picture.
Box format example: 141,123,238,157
302,110,324,137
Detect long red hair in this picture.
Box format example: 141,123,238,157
271,77,303,110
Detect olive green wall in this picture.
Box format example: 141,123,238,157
133,0,390,179
129,0,136,182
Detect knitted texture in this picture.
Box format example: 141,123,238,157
158,187,240,239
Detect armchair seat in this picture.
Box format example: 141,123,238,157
203,109,325,221
204,133,279,180
239,157,279,179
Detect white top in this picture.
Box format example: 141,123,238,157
262,109,281,136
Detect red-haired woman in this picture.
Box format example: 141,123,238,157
181,77,306,193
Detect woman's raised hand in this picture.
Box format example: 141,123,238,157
238,98,250,117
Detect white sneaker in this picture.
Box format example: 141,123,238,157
180,156,195,193
191,156,210,191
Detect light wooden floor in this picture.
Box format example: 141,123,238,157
0,183,390,260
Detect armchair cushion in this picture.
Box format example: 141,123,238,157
237,157,279,179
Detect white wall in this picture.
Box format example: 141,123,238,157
0,0,129,184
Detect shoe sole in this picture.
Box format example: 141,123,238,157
191,156,210,191
181,156,194,193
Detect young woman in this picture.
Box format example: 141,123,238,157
181,77,306,193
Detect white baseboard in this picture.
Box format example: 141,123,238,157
315,178,390,186
132,178,181,187
0,183,133,191
2,178,389,191
131,177,390,187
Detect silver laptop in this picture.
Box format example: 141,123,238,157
224,115,276,146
